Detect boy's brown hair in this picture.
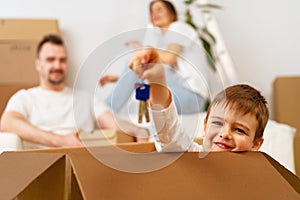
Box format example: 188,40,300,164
204,84,269,140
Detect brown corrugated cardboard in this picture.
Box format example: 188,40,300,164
0,18,59,40
116,129,136,143
263,153,300,194
80,129,118,146
23,142,156,154
68,150,300,199
79,129,136,146
0,41,39,84
18,143,156,199
273,76,300,177
0,18,60,84
0,152,66,199
1,145,298,199
0,18,60,117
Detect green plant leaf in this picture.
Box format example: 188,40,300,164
184,0,196,5
197,3,223,10
183,0,219,72
200,36,216,71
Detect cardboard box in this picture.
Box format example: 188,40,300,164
3,143,156,199
0,145,299,199
0,41,39,84
23,141,157,154
0,19,59,40
273,76,300,176
0,18,60,84
21,129,137,150
79,129,136,147
68,150,300,200
0,152,66,199
80,130,117,146
0,18,60,117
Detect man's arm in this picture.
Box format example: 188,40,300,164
0,111,82,147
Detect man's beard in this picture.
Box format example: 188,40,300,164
48,69,65,85
48,77,64,85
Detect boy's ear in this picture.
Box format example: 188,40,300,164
251,138,264,151
203,118,207,137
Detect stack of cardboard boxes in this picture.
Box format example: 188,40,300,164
0,18,60,117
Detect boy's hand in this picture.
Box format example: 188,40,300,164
129,47,171,109
128,47,165,84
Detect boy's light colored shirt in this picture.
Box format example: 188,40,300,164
151,100,204,152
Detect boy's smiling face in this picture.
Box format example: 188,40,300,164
203,103,263,152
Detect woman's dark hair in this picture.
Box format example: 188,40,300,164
150,0,178,22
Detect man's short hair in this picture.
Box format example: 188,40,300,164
36,34,64,57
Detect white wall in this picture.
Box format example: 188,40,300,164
1,0,300,117
0,0,150,84
213,0,300,117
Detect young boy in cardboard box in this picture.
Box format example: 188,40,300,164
128,47,269,152
0,35,149,149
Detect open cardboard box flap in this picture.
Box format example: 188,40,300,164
0,152,66,199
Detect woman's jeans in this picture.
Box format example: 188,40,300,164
105,65,205,114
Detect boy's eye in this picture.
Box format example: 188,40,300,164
212,121,223,126
235,128,247,135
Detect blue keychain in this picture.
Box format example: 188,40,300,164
135,82,150,101
135,82,150,123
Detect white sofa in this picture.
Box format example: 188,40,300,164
0,132,23,153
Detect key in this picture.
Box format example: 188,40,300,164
135,82,150,123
